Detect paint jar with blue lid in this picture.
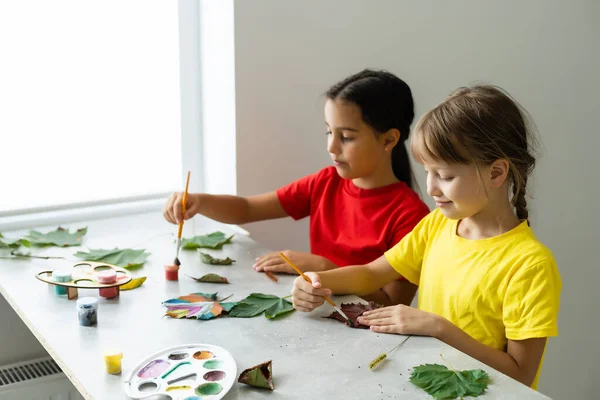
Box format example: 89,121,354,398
51,270,71,295
76,297,98,326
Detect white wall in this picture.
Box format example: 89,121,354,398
232,1,599,398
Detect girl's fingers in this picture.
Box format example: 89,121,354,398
358,317,393,326
370,325,398,334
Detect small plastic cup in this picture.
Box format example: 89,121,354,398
52,270,71,295
103,348,123,374
97,270,118,299
164,264,179,281
76,297,98,326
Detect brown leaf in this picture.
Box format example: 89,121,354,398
324,301,382,328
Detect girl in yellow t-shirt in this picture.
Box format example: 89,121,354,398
291,85,561,389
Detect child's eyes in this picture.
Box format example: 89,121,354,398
440,176,454,182
324,131,353,142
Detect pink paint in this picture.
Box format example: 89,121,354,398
98,270,118,299
165,264,179,281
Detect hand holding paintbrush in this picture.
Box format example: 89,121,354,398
173,171,191,266
279,252,353,324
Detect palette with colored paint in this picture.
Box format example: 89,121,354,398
35,262,132,300
124,344,236,400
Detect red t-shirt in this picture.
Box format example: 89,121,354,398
276,166,430,267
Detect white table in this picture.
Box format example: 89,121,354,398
0,212,550,399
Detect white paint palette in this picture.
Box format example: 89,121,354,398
124,344,236,400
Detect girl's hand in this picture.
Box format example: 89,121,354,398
253,250,331,274
357,305,442,337
163,192,202,224
291,272,332,312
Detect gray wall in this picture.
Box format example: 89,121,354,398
233,1,599,398
0,295,47,365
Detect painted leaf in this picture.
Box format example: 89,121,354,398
229,293,294,319
410,364,489,399
199,252,235,265
119,277,147,291
73,248,150,269
0,234,21,249
238,360,274,390
324,301,382,328
188,273,229,284
162,292,237,320
21,227,87,247
181,232,233,250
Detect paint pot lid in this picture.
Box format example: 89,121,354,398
76,297,98,310
164,264,180,271
103,348,123,361
97,270,117,283
52,270,72,281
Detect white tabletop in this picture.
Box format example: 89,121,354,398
0,212,550,399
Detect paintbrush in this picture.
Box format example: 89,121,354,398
174,171,191,266
278,252,353,325
369,335,411,370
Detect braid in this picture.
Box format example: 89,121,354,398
512,175,529,223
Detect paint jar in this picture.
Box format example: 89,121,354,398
97,270,118,299
76,297,98,326
103,348,123,374
164,264,179,281
51,270,71,295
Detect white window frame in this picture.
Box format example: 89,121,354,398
0,0,204,232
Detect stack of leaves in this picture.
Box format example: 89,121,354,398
238,360,274,390
200,252,235,265
228,293,294,319
410,363,490,399
74,248,151,269
181,232,233,250
20,227,88,247
162,292,237,320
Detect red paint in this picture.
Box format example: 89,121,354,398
99,286,118,298
98,270,118,298
165,264,179,281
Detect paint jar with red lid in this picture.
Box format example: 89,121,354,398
98,270,118,298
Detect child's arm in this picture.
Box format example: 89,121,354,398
253,250,338,274
291,255,402,311
163,191,288,225
357,307,546,387
362,280,418,307
437,320,546,387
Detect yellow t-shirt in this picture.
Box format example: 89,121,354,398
384,209,561,389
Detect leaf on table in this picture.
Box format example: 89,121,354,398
162,292,237,320
119,277,147,291
229,293,294,319
21,227,87,247
181,232,234,250
324,301,382,328
188,273,229,284
73,248,150,269
199,252,235,265
237,360,274,390
410,363,489,399
0,234,21,249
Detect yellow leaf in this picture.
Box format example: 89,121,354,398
120,277,146,291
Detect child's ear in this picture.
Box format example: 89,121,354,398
489,159,510,187
382,128,400,151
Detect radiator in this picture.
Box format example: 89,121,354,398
0,357,84,400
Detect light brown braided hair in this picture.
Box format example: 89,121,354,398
411,85,537,222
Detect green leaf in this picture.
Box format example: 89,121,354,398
0,234,21,249
199,252,235,265
237,360,274,390
229,293,294,319
181,232,233,250
188,273,229,284
22,227,87,247
73,248,150,269
410,364,489,399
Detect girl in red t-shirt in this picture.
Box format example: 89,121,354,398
164,69,429,306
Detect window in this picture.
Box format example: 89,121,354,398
0,1,182,216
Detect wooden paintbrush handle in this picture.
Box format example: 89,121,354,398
279,252,337,307
177,171,191,239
